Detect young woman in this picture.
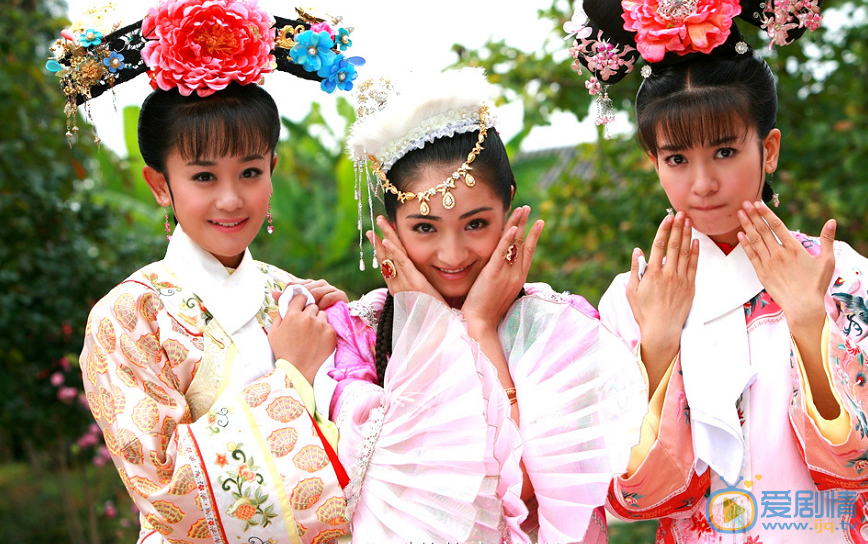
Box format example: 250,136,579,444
568,0,868,542
60,1,361,541
317,69,647,543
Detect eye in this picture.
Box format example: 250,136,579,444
411,223,436,234
716,147,736,159
466,218,489,231
663,154,686,166
242,168,263,178
192,171,215,182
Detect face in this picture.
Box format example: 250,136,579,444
144,150,275,268
393,165,509,301
654,127,781,245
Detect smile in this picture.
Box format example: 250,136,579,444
211,219,245,227
436,265,471,274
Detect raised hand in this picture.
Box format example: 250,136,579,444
627,212,699,395
736,201,836,331
462,205,544,334
737,201,840,418
290,278,349,310
367,216,444,302
268,292,336,384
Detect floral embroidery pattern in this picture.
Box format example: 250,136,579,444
622,490,646,507
218,442,278,530
205,406,231,435
144,271,180,295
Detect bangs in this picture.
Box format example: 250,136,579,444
638,88,752,155
171,97,276,161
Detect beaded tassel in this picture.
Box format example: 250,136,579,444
356,162,366,271
164,209,172,241
366,164,379,269
595,86,615,140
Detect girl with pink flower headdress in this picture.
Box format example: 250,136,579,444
567,0,868,542
51,1,363,542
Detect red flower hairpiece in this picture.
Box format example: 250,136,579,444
141,0,276,97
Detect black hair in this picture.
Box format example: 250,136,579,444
636,51,778,157
635,50,778,202
383,129,515,220
138,82,280,173
374,128,518,384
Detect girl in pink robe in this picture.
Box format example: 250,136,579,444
566,0,868,542
317,69,647,543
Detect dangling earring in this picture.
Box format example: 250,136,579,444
266,196,274,234
164,208,172,241
761,176,780,208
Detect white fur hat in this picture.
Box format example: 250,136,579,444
347,67,498,172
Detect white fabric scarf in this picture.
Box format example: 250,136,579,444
164,225,274,385
681,232,765,482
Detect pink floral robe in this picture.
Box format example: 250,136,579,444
600,231,868,544
323,283,647,543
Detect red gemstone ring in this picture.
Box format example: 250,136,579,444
381,259,397,279
505,243,518,265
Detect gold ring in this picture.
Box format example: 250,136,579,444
380,259,397,279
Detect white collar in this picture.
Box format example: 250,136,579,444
163,225,265,335
681,231,765,482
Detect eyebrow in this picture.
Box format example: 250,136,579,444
186,154,266,166
659,135,743,153
404,206,494,221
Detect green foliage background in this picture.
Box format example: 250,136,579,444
1,0,865,540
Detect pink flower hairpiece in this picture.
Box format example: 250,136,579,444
759,0,822,49
141,0,276,97
621,0,743,63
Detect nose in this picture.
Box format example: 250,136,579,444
691,164,718,197
437,231,469,266
215,181,243,211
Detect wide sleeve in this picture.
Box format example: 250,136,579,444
324,298,380,420
80,282,348,544
500,292,646,542
598,273,709,522
788,239,868,490
334,291,524,543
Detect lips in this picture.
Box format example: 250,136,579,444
434,263,474,281
209,218,248,231
693,204,725,212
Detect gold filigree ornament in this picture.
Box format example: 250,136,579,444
48,17,125,146
369,104,489,216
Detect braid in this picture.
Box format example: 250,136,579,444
375,293,395,386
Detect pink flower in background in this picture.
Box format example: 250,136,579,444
621,0,741,62
104,500,118,518
50,372,64,387
57,386,78,403
141,0,276,97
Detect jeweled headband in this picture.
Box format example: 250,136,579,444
346,68,499,269
47,0,364,144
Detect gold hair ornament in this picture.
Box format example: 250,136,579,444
368,104,489,216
